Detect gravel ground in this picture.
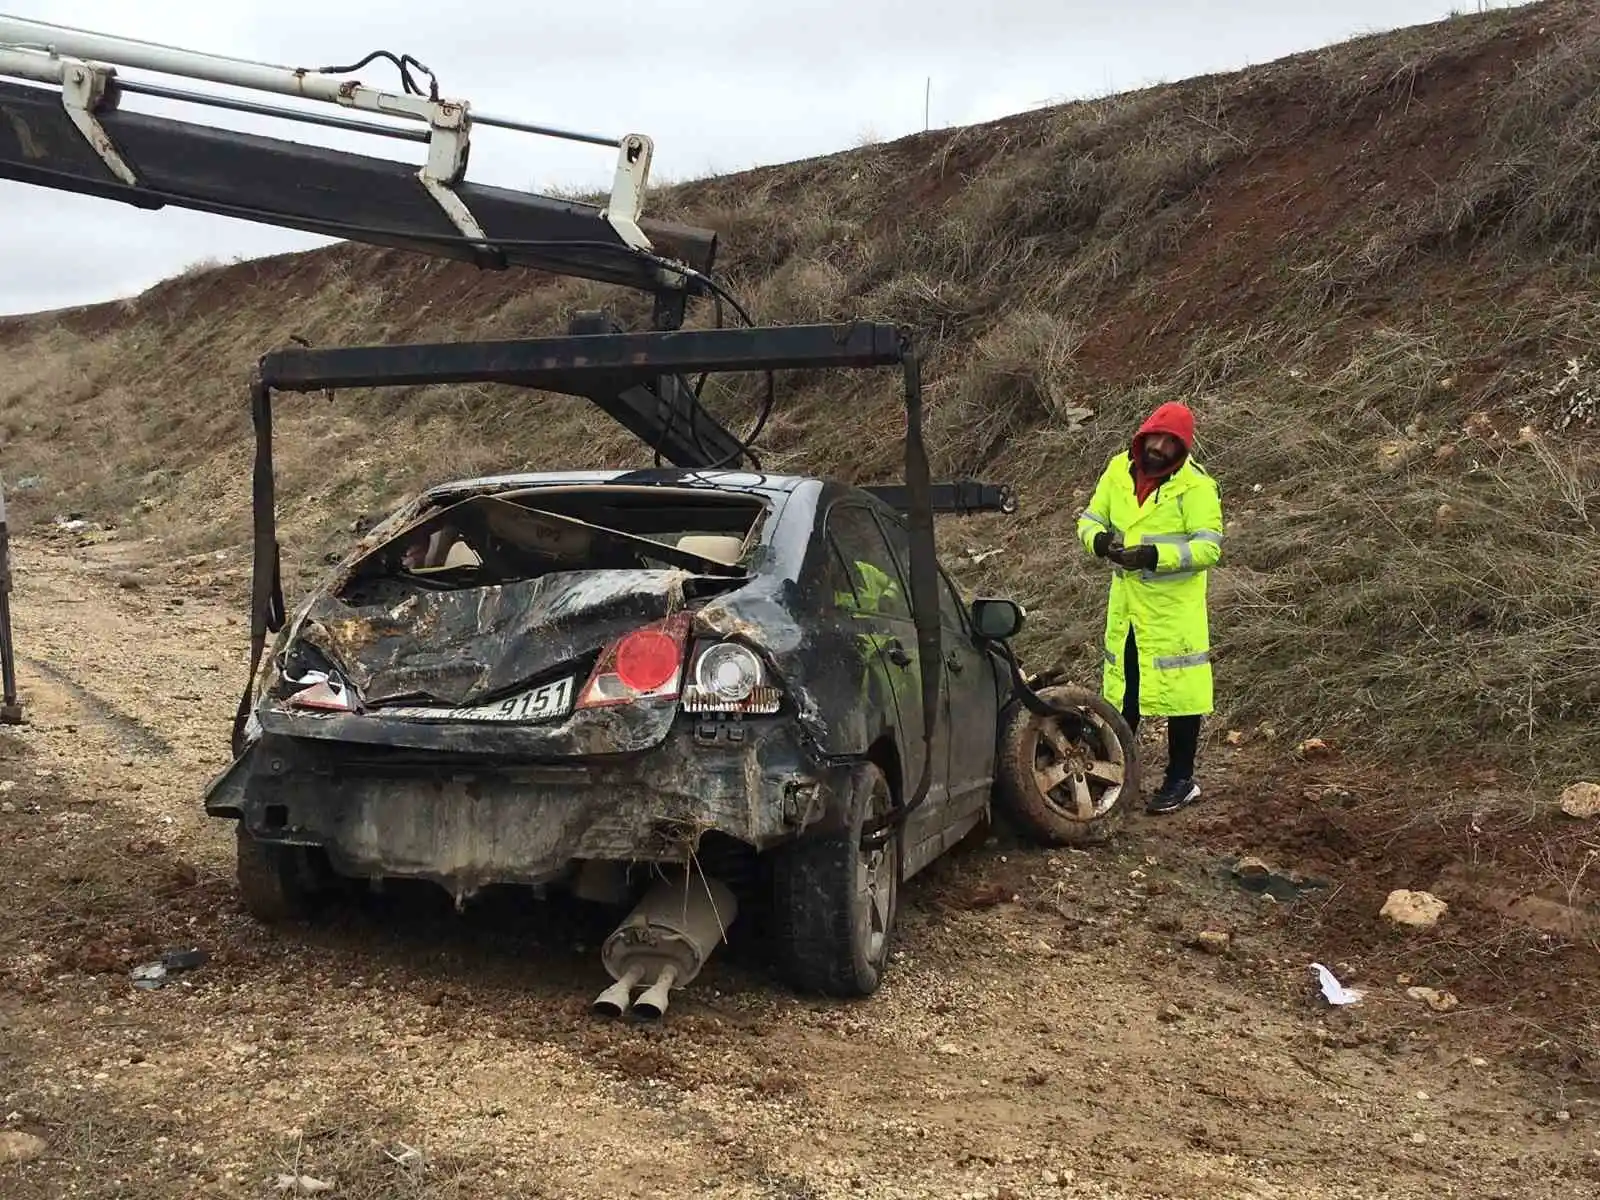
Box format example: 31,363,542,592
1,534,1595,1199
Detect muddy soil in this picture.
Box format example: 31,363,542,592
1,534,1596,1199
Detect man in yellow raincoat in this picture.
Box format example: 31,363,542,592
1076,401,1224,814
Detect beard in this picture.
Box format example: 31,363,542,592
1140,445,1179,473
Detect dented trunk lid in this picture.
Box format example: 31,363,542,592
296,567,712,707
258,567,750,759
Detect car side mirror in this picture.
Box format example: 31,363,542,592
971,597,1025,641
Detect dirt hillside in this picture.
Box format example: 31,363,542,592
2,2,1599,1195
4,1,1597,783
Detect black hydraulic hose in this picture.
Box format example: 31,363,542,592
985,636,1081,720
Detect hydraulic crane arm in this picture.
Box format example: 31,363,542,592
0,14,718,295
0,15,1023,827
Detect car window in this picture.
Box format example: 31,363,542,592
872,507,966,632
937,568,971,635
821,534,861,608
825,503,912,620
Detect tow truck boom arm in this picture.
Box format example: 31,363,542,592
0,14,718,295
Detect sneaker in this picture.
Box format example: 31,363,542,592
1147,776,1201,815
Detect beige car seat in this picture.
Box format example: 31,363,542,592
676,534,744,565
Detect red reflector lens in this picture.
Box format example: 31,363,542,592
614,629,681,692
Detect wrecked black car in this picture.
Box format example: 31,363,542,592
205,466,1138,1007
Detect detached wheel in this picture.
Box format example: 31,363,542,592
995,684,1139,846
770,761,899,997
234,822,322,923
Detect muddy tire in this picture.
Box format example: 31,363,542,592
769,762,899,998
234,823,322,923
995,684,1139,846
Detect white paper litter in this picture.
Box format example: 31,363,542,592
1310,962,1364,1005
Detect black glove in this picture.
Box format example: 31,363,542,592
1092,531,1111,558
1110,544,1158,571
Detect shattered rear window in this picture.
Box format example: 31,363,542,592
338,485,770,600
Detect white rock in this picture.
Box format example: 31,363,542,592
1406,986,1459,1012
1381,890,1448,929
0,1131,47,1163
1559,782,1600,819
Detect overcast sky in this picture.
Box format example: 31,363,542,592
0,0,1533,315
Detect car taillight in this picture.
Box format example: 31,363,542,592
577,613,692,709
682,640,782,715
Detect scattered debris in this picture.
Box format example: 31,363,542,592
1225,855,1327,902
129,946,210,989
130,962,168,989
1310,963,1364,1006
1380,890,1447,929
1189,931,1231,955
1558,781,1600,820
959,882,1015,910
274,1175,335,1194
0,1131,47,1163
1405,986,1459,1013
383,1143,424,1170
163,946,210,971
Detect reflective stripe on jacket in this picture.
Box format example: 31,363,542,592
1075,452,1224,716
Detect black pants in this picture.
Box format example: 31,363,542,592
1121,625,1200,784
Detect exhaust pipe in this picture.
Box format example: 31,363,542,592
591,964,643,1017
630,964,678,1020
591,870,737,1019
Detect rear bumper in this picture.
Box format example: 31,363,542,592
206,718,847,896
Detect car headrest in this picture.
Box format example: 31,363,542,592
675,534,744,565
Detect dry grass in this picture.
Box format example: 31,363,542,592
1,0,1598,791
1419,29,1600,250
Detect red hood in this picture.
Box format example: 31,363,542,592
1129,402,1194,503
1132,401,1195,454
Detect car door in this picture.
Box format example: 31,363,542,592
934,567,1002,819
822,501,941,844
860,507,964,864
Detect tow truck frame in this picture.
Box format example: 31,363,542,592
0,14,1023,859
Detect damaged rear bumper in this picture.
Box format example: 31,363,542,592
205,718,847,897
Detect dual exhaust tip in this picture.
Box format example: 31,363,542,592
592,963,679,1020
591,870,736,1021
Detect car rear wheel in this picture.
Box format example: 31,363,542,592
995,684,1138,846
769,761,899,997
234,823,323,922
